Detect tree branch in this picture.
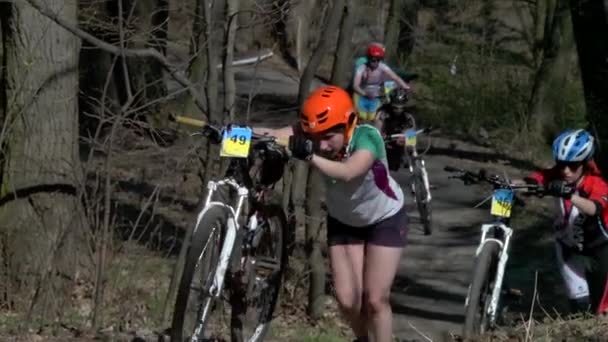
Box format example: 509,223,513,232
23,0,208,118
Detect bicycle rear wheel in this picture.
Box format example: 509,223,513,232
171,206,228,342
413,160,432,235
463,241,501,338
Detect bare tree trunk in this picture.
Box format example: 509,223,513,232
305,169,325,320
78,1,122,138
385,0,419,62
281,161,293,214
384,0,402,62
204,0,219,122
201,0,221,182
162,0,216,325
151,0,169,55
294,0,345,320
281,161,295,257
527,0,573,139
270,0,299,70
570,0,608,172
0,0,86,327
331,0,355,88
297,0,345,105
122,0,168,107
290,161,309,250
223,0,239,121
532,0,549,66
183,0,208,119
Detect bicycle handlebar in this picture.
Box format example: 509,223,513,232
443,165,542,193
173,115,206,128
172,114,289,149
385,127,433,141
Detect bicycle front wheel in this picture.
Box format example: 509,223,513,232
171,206,229,342
463,241,501,338
413,161,432,235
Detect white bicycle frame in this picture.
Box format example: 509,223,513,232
389,127,432,203
465,222,513,327
191,177,260,341
408,146,432,203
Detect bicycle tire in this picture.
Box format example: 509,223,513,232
171,206,229,342
463,241,501,338
232,203,288,342
413,161,432,235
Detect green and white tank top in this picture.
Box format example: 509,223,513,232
324,125,405,227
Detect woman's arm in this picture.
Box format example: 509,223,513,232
352,69,367,97
571,195,599,216
309,149,375,182
253,126,294,141
384,67,410,90
573,180,608,216
373,111,386,132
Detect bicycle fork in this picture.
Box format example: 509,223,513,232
469,223,513,326
194,179,249,338
407,149,432,203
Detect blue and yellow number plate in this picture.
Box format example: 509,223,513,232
490,189,514,218
220,126,252,158
405,129,417,147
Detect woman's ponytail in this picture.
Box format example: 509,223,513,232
585,159,603,176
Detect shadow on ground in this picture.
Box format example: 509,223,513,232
427,145,540,171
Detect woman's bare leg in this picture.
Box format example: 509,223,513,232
329,243,367,339
362,244,403,342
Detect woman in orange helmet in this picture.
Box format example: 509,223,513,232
254,86,408,342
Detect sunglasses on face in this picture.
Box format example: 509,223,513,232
556,161,583,170
369,58,381,63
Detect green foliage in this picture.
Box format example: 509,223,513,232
413,47,530,134
399,4,587,153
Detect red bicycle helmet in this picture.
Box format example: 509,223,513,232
367,43,385,59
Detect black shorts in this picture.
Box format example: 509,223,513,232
327,206,408,247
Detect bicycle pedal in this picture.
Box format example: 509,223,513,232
503,288,523,297
253,257,280,275
189,283,212,296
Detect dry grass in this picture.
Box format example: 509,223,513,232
467,315,608,342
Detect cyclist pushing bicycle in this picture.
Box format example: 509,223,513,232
374,87,416,171
254,86,408,342
515,129,608,315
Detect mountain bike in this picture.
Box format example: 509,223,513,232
386,126,434,235
170,115,289,342
444,166,543,338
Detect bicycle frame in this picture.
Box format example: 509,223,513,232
196,177,257,300
407,147,432,203
171,118,288,341
390,126,433,203
468,222,513,326
445,166,540,334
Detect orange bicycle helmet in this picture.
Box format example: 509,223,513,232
300,86,357,141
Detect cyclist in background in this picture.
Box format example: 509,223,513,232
352,42,411,122
374,88,415,171
518,129,608,315
253,86,408,342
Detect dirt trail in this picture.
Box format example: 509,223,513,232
163,54,559,341
389,151,501,340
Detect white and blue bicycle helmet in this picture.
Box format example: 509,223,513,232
552,129,595,162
